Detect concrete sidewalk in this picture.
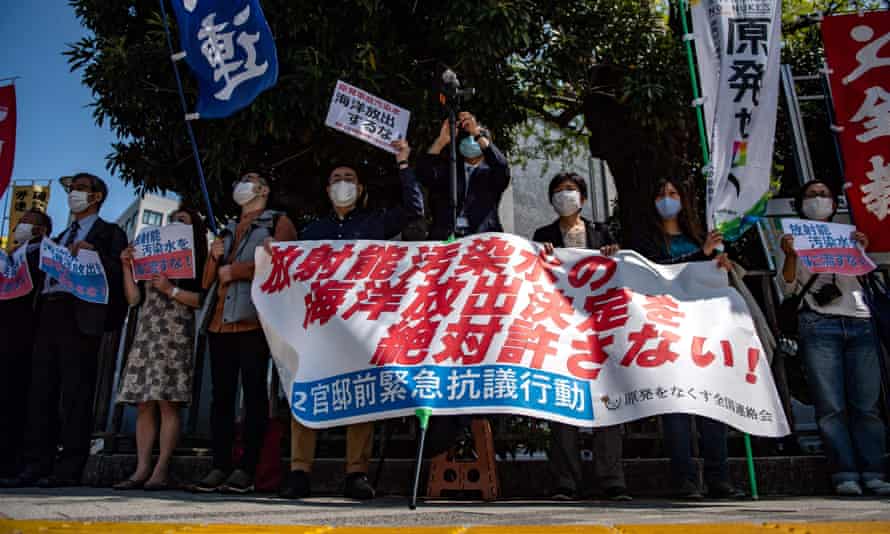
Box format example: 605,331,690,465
1,488,890,528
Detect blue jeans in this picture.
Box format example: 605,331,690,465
799,311,887,484
662,414,729,487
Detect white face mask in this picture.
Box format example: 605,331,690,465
802,197,834,220
232,182,258,206
14,223,35,243
551,190,582,216
329,181,358,208
68,190,91,214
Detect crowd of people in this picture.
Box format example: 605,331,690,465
0,112,887,501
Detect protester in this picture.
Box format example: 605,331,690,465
530,172,630,501
631,177,742,499
275,139,423,501
779,179,890,496
417,111,510,239
113,207,207,491
0,173,127,488
0,209,52,478
193,172,298,494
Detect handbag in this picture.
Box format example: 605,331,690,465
777,273,820,338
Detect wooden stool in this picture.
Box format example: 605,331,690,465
426,418,499,501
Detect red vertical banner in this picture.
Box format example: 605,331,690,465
0,85,15,199
822,12,890,253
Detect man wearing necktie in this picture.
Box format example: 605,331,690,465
1,173,127,488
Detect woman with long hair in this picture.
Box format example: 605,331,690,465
632,178,741,499
113,206,208,490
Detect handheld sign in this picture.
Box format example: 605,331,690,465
324,80,410,154
39,238,108,304
0,246,33,300
781,218,876,276
132,223,196,281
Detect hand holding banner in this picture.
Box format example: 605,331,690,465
325,80,411,154
0,246,32,300
781,218,876,276
252,233,789,437
39,238,108,304
132,223,196,281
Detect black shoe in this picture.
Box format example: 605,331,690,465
36,475,79,488
190,468,230,493
604,486,632,501
706,480,745,499
219,469,254,494
344,472,375,500
550,486,577,501
279,470,311,499
673,479,704,500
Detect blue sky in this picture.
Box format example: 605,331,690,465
0,2,137,236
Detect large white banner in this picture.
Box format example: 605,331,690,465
691,0,781,240
253,233,789,437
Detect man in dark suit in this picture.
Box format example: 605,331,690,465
416,111,510,240
0,209,52,477
1,173,127,487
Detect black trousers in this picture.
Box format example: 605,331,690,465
207,329,270,475
0,302,37,476
22,297,102,479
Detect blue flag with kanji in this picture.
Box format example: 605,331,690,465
170,0,278,119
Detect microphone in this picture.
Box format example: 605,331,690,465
440,68,475,99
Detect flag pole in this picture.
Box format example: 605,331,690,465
157,0,219,235
678,0,759,500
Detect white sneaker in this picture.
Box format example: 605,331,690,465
864,479,890,496
835,480,863,496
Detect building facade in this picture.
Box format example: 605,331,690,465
116,193,181,241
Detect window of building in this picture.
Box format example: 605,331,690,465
142,209,163,227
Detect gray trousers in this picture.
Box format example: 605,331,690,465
549,423,625,491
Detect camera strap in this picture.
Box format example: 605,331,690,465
796,273,821,311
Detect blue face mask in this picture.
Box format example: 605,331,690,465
655,197,682,219
459,137,483,159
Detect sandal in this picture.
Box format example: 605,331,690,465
113,477,147,490
143,479,170,491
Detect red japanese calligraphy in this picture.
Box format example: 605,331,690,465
434,316,504,365
303,280,353,328
259,245,302,294
341,279,410,320
294,244,355,281
691,336,715,367
402,277,467,320
568,334,613,379
463,275,522,316
399,243,461,282
497,319,560,369
455,236,516,276
370,319,439,366
567,255,617,292
345,244,408,281
514,248,562,284
576,287,632,332
620,323,680,368
643,295,685,328
520,284,576,328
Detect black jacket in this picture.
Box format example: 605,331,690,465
416,142,510,240
0,243,46,335
532,217,614,250
49,217,128,336
630,233,711,265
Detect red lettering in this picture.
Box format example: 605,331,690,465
303,280,353,328
576,287,632,332
514,248,562,284
691,336,716,367
341,279,410,320
345,244,408,281
455,236,516,276
567,255,616,291
643,295,685,328
260,245,303,294
403,278,467,320
400,243,461,282
520,284,576,328
370,319,439,366
497,319,560,369
620,323,680,368
434,316,504,365
568,334,612,380
463,275,522,316
294,244,355,281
